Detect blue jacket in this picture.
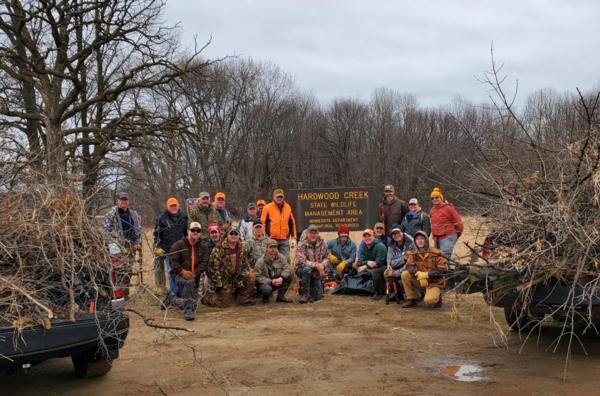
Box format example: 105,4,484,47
386,233,415,270
327,237,357,264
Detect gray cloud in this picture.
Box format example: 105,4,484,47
165,0,600,106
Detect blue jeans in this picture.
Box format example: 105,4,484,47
435,234,457,259
435,234,457,288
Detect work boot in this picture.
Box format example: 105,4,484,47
276,295,293,303
299,294,310,304
402,299,417,308
433,297,443,309
183,300,196,321
262,294,270,304
370,293,383,301
240,300,256,306
160,294,173,310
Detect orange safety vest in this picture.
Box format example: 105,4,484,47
260,201,297,240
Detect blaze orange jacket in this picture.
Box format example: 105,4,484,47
260,201,297,240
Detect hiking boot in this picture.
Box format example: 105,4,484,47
240,300,256,306
401,299,417,308
370,293,383,301
433,297,443,309
183,310,196,321
160,295,173,310
299,294,310,304
308,296,316,303
276,295,293,303
262,295,270,304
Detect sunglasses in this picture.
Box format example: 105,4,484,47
229,231,239,236
190,228,202,233
209,230,219,234
431,197,441,200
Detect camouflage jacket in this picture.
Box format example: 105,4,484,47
254,252,291,285
296,233,329,269
189,204,221,238
208,239,251,290
245,235,269,268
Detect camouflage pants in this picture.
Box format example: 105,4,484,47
202,272,256,308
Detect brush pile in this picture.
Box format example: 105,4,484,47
0,185,112,330
462,118,600,328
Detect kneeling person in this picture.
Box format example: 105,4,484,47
202,226,256,307
169,222,204,320
295,224,328,303
255,239,293,303
401,231,448,308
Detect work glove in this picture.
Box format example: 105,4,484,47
154,247,166,256
416,271,428,288
180,269,194,280
384,267,394,278
336,260,348,274
328,253,340,265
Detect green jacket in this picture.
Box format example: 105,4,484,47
254,252,291,285
359,240,387,268
189,204,221,238
208,240,251,291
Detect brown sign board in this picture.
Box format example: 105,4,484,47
287,187,379,233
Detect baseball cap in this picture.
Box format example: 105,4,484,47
215,192,226,200
189,222,202,230
273,188,285,197
199,191,210,199
409,198,419,205
256,199,267,206
117,192,129,200
362,229,374,237
390,225,402,234
267,238,279,247
384,184,394,192
306,224,319,232
247,202,257,209
252,219,263,228
374,222,385,230
166,197,179,206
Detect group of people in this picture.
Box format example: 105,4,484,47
104,184,463,321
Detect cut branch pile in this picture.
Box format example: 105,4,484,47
463,120,600,332
0,186,112,329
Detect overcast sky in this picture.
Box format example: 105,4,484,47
164,0,600,107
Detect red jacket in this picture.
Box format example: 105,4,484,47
429,201,463,239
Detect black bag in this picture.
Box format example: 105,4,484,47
332,272,374,296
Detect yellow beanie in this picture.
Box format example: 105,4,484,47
430,187,444,200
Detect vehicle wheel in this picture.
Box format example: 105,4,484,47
504,306,534,332
72,353,112,378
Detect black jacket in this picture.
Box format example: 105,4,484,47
153,210,188,251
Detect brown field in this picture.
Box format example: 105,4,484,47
3,216,600,395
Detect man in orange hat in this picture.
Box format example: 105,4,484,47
256,199,267,217
153,197,188,290
213,192,232,229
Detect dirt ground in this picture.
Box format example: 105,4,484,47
3,217,600,395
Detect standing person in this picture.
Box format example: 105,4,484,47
213,192,232,229
104,192,142,292
429,187,463,259
189,192,222,239
245,220,269,269
254,239,293,304
202,226,256,307
401,231,448,308
429,187,463,289
355,229,387,300
295,224,328,304
261,188,297,260
153,197,188,290
256,199,267,217
169,222,204,321
379,184,408,236
401,198,431,237
239,202,260,240
327,225,357,279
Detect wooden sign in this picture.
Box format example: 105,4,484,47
287,187,378,232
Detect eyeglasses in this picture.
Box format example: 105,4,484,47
190,228,202,233
431,197,441,200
